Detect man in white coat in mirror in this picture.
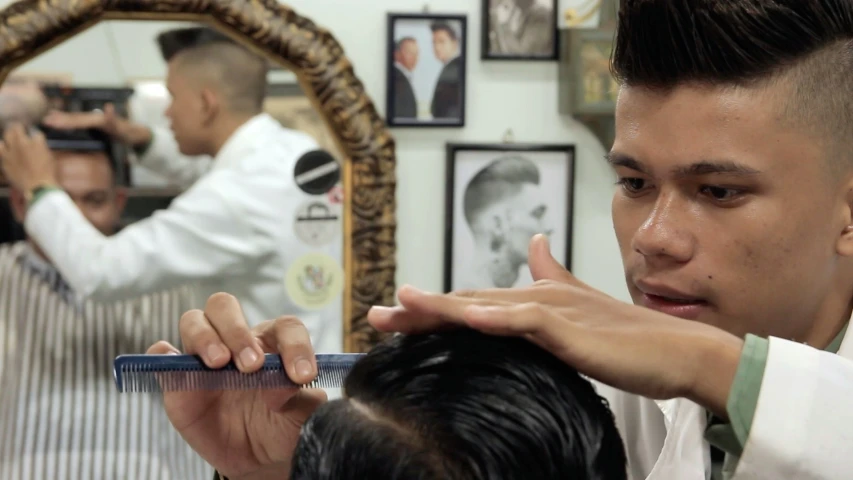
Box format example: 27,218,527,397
0,26,345,355
135,1,853,479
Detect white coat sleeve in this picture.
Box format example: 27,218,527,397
132,125,213,188
22,168,281,302
732,337,853,479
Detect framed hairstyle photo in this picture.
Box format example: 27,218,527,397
481,0,559,61
386,13,467,127
443,143,575,293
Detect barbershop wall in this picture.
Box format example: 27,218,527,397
11,0,630,301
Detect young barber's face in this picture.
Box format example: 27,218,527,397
610,83,853,343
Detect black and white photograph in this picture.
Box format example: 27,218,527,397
386,13,467,127
443,143,575,292
482,0,558,60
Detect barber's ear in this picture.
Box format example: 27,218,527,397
8,187,26,223
838,184,853,257
199,88,220,124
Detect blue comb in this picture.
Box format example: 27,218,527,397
113,353,364,393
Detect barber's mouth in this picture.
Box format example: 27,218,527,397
641,294,708,320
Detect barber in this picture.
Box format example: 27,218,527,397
0,26,342,353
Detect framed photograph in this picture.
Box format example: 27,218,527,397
560,28,619,115
443,143,575,292
386,13,467,127
482,0,558,61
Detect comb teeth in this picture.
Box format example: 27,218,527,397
113,353,363,393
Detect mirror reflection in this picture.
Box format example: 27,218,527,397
0,20,346,352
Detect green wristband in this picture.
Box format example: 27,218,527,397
27,185,61,207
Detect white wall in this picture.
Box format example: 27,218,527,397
8,0,629,302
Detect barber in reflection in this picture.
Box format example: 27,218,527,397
0,26,342,353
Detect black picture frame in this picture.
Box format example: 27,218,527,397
481,0,559,61
386,13,467,127
443,142,575,293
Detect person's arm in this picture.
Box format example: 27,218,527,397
22,166,287,303
131,125,214,189
726,336,853,478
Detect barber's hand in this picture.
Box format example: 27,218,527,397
147,293,326,480
42,103,152,147
0,124,58,193
368,234,743,418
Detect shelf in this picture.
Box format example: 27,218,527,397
0,186,183,198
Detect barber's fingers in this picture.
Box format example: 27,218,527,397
42,109,104,129
146,340,181,355
254,316,318,385
178,308,235,368
202,292,265,372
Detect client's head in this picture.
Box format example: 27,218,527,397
291,329,627,479
9,126,126,242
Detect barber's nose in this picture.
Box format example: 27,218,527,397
631,194,694,263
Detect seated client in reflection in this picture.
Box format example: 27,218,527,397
0,125,209,479
286,328,627,479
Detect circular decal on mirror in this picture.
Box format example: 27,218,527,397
293,149,340,195
293,199,341,247
285,252,344,310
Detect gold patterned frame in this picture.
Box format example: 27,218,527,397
0,0,397,353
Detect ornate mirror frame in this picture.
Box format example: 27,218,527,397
0,0,397,353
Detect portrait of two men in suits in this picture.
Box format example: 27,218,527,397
386,14,467,127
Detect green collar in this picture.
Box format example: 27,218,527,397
826,322,848,354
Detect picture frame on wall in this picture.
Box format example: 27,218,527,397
443,142,575,293
385,13,467,127
481,0,559,61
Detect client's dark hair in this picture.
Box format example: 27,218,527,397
290,329,627,480
38,125,117,177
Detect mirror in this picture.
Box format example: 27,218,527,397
0,1,397,353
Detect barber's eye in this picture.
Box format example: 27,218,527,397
700,185,740,201
616,177,646,193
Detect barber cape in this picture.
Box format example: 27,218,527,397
598,322,853,479
0,242,211,480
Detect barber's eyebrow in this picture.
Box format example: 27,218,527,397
604,152,762,177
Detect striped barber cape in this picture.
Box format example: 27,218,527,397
0,241,211,479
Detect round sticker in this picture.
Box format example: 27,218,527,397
293,199,341,247
285,253,344,310
293,150,340,195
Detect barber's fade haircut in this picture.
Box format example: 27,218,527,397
156,25,268,114
463,154,540,227
38,125,118,177
430,21,458,41
290,329,628,480
612,0,853,165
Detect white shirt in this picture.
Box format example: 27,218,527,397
24,113,345,353
598,321,853,479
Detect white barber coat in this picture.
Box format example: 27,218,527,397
597,324,853,479
23,113,344,353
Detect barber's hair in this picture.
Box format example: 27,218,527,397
290,329,628,480
463,155,540,226
430,21,458,41
38,125,117,178
612,0,853,163
156,25,267,114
